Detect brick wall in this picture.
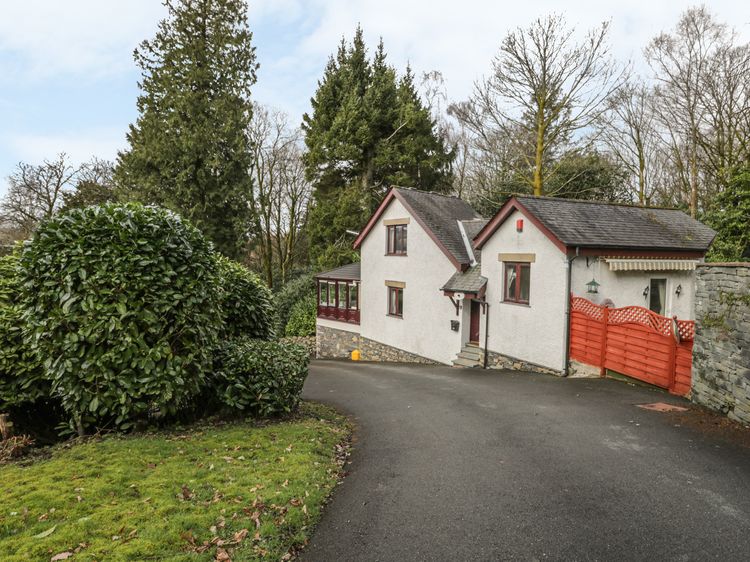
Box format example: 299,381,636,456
692,263,750,424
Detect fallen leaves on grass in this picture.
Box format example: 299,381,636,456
32,526,56,539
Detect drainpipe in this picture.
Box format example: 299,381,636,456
562,247,580,377
483,301,490,369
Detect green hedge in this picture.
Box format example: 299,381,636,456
0,251,46,409
216,255,275,340
275,273,315,335
19,204,222,432
211,338,309,417
285,294,316,337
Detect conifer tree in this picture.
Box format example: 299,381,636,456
115,0,257,258
303,27,453,269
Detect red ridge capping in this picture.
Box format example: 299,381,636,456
473,197,568,254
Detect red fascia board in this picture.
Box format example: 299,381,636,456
473,197,567,254
352,187,467,272
574,248,706,259
352,188,397,249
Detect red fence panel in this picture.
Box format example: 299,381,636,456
570,298,605,368
569,296,694,397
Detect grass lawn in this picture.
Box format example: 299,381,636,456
0,403,351,561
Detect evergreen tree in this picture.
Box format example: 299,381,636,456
303,28,453,269
704,168,750,262
115,0,257,258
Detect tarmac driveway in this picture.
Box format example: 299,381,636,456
301,360,750,561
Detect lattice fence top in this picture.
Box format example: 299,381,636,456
608,305,673,335
677,320,695,341
571,296,694,340
571,297,604,321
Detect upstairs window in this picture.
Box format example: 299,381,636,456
387,286,404,317
504,262,531,304
386,224,407,255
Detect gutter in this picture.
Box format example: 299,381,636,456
562,247,580,377
483,301,490,369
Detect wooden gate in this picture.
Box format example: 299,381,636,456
569,296,694,396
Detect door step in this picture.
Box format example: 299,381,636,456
452,344,484,368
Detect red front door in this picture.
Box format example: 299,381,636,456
470,300,481,343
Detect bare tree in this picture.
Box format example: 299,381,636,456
61,158,117,211
460,14,625,196
273,141,310,284
1,153,79,239
248,106,311,287
645,6,728,216
696,36,750,190
597,81,666,204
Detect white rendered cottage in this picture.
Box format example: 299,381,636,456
315,187,716,374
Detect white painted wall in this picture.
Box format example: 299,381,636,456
570,259,697,320
360,198,464,365
479,210,568,371
316,317,360,334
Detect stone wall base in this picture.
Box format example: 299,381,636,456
316,324,360,359
316,324,439,364
359,337,439,364
486,349,562,377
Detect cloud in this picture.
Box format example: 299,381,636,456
0,0,168,81
258,0,750,114
2,128,126,170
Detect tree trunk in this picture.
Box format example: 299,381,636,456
533,111,545,196
0,413,13,440
690,139,699,218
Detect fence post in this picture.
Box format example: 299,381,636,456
667,317,678,393
599,307,609,377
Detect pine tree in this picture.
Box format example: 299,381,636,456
115,0,257,258
705,168,750,262
303,28,453,269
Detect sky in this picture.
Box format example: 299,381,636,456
1,0,749,195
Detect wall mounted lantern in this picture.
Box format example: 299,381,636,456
585,278,601,294
643,285,650,298
675,284,682,296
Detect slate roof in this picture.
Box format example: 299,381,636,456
315,262,360,280
460,219,489,263
441,265,487,294
514,196,716,252
395,188,482,266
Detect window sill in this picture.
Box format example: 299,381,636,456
386,313,404,319
500,300,531,308
385,253,408,257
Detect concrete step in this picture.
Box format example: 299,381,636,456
458,349,483,361
452,357,482,368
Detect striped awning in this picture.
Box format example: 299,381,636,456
605,258,699,272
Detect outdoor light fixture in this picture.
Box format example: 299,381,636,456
643,285,649,298
585,278,601,294
675,284,682,296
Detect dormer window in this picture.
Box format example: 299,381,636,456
386,224,407,255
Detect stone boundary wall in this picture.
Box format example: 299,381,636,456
316,324,439,364
692,263,750,425
316,325,360,359
359,337,439,364
487,349,562,377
